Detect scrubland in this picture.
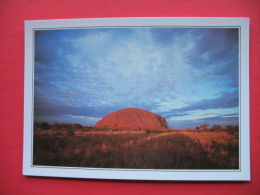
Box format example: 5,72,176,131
33,124,239,169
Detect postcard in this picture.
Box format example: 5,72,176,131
23,17,250,180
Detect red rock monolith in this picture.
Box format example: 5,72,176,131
94,107,169,130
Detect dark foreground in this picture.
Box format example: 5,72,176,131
33,128,239,169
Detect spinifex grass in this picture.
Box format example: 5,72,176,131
33,129,238,169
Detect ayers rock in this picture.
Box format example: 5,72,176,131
94,107,169,130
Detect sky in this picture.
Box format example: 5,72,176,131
34,27,239,129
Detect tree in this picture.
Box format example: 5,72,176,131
200,123,209,131
225,125,239,135
66,129,75,136
83,126,91,132
34,122,40,130
145,129,151,134
70,123,83,130
51,123,61,131
39,122,51,130
234,126,239,132
61,123,71,130
211,125,223,132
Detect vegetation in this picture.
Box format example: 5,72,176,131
33,122,239,169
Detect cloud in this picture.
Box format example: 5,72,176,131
33,27,239,128
61,115,101,125
167,110,239,129
181,90,238,111
157,90,238,118
34,115,101,126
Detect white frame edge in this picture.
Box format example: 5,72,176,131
23,17,250,181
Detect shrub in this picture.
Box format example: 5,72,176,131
211,125,223,132
66,129,75,136
51,123,61,131
33,125,239,169
38,122,51,130
200,123,209,131
145,129,151,134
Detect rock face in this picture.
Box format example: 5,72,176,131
94,108,169,130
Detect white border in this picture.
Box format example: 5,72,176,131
23,17,250,181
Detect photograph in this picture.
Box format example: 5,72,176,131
23,17,250,180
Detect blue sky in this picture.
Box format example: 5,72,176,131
34,27,239,129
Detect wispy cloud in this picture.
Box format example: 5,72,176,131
34,27,239,128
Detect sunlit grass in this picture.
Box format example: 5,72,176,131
33,127,239,169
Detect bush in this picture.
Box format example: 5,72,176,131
38,122,51,130
200,123,209,131
211,125,223,132
66,129,75,136
51,123,61,131
145,129,151,134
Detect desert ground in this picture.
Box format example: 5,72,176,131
33,124,239,169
